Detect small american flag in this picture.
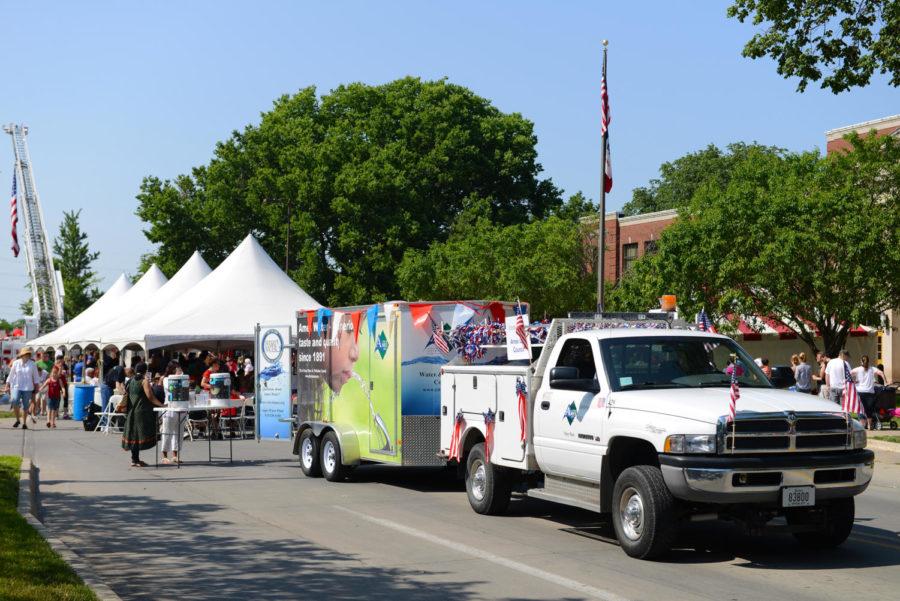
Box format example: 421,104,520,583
10,173,19,258
842,361,861,415
601,70,612,193
514,302,529,352
728,361,740,422
432,322,449,354
697,308,717,333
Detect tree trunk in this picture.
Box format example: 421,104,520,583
823,326,849,359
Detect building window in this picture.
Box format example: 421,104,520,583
644,240,658,255
622,243,638,272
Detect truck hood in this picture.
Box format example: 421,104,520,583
609,387,839,426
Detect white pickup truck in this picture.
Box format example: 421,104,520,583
439,316,873,559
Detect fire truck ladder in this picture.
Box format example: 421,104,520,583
4,124,64,334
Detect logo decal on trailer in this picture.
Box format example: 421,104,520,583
563,401,577,425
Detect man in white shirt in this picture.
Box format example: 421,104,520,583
4,347,41,429
852,355,887,429
825,350,852,406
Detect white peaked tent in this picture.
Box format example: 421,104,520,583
98,251,212,350
67,265,168,348
131,235,321,350
29,273,133,349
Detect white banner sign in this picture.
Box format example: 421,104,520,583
505,314,530,361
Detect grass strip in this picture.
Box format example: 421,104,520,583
0,456,97,600
875,435,900,444
0,410,15,419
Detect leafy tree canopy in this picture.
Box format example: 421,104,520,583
397,200,596,318
137,78,564,305
622,143,784,216
608,133,900,356
728,0,900,93
52,210,102,320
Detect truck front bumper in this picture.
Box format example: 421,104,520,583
659,449,874,505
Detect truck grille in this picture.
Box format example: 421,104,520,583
718,412,850,454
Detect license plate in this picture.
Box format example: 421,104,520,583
782,486,815,507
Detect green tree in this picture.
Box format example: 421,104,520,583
728,0,900,93
622,143,784,216
52,210,102,319
137,78,563,303
608,133,900,356
397,207,595,318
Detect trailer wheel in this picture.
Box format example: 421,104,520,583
789,497,855,548
321,431,350,482
298,429,322,478
611,465,677,559
465,443,511,515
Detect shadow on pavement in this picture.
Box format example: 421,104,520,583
40,489,485,601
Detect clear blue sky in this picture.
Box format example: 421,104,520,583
0,1,895,319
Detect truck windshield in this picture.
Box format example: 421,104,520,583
599,336,771,392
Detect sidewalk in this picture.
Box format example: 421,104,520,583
0,416,474,601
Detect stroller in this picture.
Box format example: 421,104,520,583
872,386,898,430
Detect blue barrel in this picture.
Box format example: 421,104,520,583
73,385,96,421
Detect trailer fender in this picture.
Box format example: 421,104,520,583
296,422,362,466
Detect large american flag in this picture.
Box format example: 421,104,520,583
514,302,529,351
10,172,19,258
601,70,612,193
842,361,861,415
728,361,740,422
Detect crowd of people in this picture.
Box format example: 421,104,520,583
3,346,256,466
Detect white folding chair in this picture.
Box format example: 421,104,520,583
96,394,125,434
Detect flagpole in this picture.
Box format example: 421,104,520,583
596,40,609,314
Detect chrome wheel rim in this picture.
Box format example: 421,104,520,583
323,440,337,474
471,460,486,501
619,487,644,541
301,437,314,469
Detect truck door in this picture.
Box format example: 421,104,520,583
532,337,605,481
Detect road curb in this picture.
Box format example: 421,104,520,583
17,457,123,601
868,439,900,455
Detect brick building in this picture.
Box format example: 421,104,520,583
582,208,677,283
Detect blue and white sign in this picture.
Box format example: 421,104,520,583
256,324,292,440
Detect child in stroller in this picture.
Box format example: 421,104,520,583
872,385,898,430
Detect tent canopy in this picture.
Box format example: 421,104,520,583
98,251,212,350
29,273,133,349
129,235,321,350
68,265,168,348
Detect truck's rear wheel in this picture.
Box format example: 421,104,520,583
611,465,677,559
321,431,350,482
465,443,511,515
789,497,855,548
298,429,321,478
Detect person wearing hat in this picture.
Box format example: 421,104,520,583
121,362,166,467
4,347,41,429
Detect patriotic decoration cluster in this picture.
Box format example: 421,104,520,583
601,67,613,193
10,173,19,258
570,320,668,332
448,410,465,463
842,361,861,415
448,321,550,363
515,377,528,442
483,408,496,462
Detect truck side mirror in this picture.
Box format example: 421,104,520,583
549,367,600,393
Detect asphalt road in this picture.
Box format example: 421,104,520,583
2,418,899,601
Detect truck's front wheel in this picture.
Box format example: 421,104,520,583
466,443,511,515
298,429,322,478
788,497,855,548
612,465,677,559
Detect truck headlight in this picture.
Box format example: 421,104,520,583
851,421,867,449
664,434,717,454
